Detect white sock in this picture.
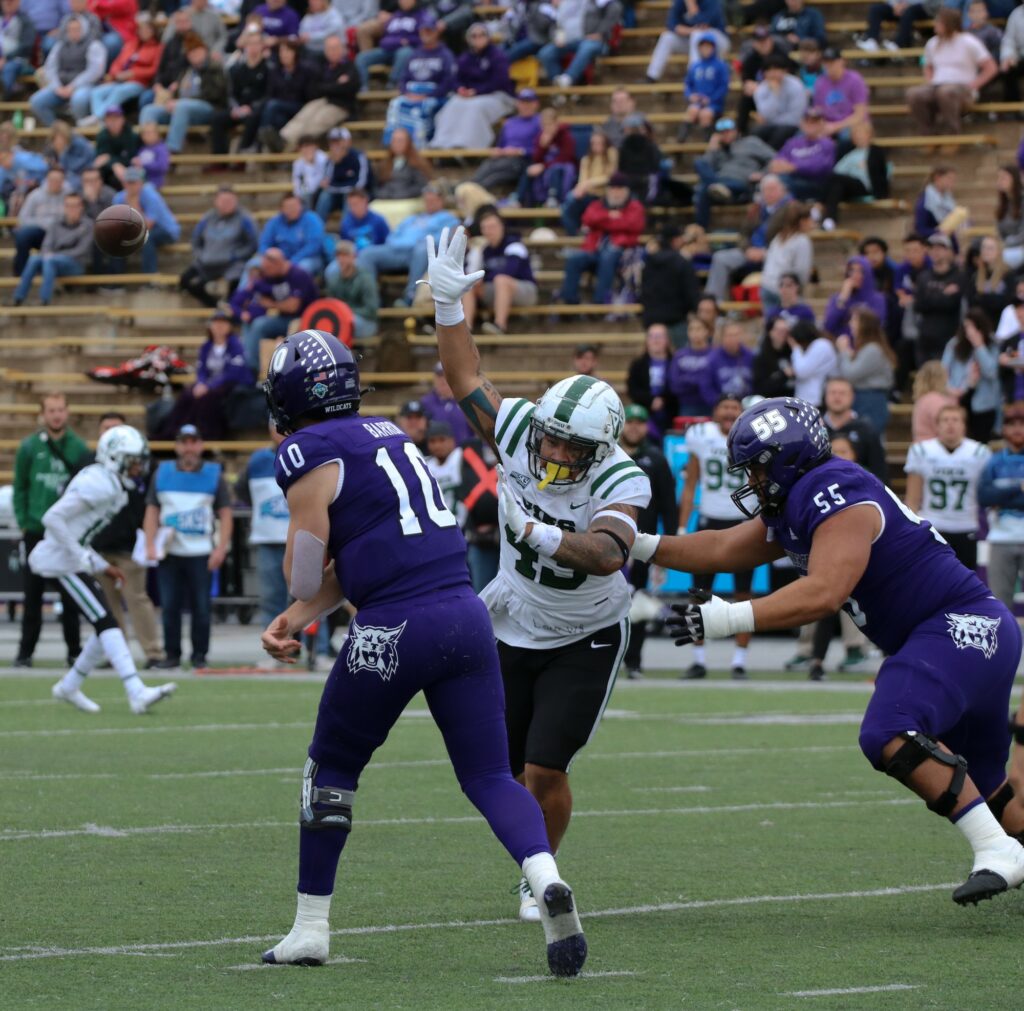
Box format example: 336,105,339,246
294,891,332,927
99,627,144,697
522,852,560,900
693,645,706,665
60,634,105,691
956,802,1011,857
731,646,747,668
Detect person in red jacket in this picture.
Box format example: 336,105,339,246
82,11,161,123
89,0,138,62
515,106,578,208
560,172,645,305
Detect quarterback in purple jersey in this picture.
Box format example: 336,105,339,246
631,396,1024,906
257,329,586,976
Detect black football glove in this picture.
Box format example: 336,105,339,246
666,589,712,646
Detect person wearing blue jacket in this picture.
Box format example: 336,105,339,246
355,183,457,305
338,188,390,251
111,166,181,273
978,400,1024,610
255,192,326,276
680,33,731,140
157,310,255,441
645,0,728,81
771,0,827,49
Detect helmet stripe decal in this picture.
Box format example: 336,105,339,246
553,375,599,424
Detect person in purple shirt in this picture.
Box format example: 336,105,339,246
633,395,1024,909
419,362,475,445
134,121,170,189
813,50,869,140
668,315,714,416
157,309,255,440
400,14,456,97
461,208,537,334
429,23,514,149
355,0,427,89
700,320,755,404
236,248,319,370
764,273,816,328
823,254,887,338
768,107,835,203
253,0,300,42
258,331,587,975
470,87,542,191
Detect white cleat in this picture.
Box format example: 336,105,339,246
536,881,587,977
51,681,100,714
261,922,329,966
953,838,1024,906
517,875,541,923
129,682,177,714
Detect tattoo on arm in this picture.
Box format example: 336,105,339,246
457,376,502,450
551,511,638,577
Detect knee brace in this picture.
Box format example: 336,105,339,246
883,731,968,817
988,782,1015,823
300,758,354,833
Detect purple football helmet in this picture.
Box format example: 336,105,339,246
264,329,361,434
725,396,831,518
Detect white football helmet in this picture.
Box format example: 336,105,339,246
96,425,150,487
527,375,624,489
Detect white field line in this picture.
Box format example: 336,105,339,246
494,970,638,983
784,984,921,997
0,883,955,963
0,797,916,844
631,785,712,793
226,956,367,971
0,744,860,784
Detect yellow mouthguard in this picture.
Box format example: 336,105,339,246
537,461,572,490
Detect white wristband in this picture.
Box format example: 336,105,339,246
630,532,660,563
434,299,465,326
725,600,755,636
525,522,563,558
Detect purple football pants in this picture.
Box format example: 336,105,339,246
298,588,551,895
858,596,1021,799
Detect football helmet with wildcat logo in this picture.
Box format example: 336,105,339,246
726,396,832,518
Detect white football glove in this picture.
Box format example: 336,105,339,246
419,226,485,304
630,532,661,563
667,590,755,644
497,466,563,557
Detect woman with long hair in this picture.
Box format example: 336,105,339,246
627,323,679,436
760,201,814,310
997,164,1024,269
969,234,1011,325
562,129,618,235
835,307,897,436
943,307,1000,442
375,126,433,199
911,359,957,441
787,318,836,407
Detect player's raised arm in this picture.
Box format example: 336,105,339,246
421,227,502,452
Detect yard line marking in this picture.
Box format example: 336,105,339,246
494,970,637,983
0,884,956,963
226,956,367,971
0,721,314,739
0,745,860,784
631,785,711,793
0,797,917,843
784,984,921,997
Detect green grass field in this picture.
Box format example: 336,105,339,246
2,672,1022,1010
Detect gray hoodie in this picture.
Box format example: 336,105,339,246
18,184,71,231
191,207,259,280
753,73,808,128
706,135,777,184
41,214,93,267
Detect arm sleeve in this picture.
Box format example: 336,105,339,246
41,481,108,573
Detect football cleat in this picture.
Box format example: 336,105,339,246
683,663,706,680
129,682,177,714
953,840,1024,906
262,922,330,966
537,882,587,977
517,876,541,923
51,681,100,714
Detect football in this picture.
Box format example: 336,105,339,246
93,205,148,257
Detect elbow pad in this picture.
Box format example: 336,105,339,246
289,530,326,602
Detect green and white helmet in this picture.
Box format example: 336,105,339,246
96,424,149,488
527,375,625,489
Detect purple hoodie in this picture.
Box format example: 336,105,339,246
381,9,431,51
668,345,713,413
254,2,300,38
497,113,541,153
700,345,755,404
823,254,888,337
196,333,254,389
455,43,512,95
777,131,835,179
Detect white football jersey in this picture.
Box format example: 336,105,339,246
29,464,126,578
426,447,464,513
482,397,652,648
904,438,991,534
686,421,745,521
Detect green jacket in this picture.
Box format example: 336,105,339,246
13,429,89,534
325,267,379,323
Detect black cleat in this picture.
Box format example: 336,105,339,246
952,870,1016,906
731,665,748,681
684,663,706,680
541,883,587,978
808,663,825,682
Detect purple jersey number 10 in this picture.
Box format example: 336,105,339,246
376,443,457,535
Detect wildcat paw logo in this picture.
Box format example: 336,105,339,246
946,612,1001,659
346,620,407,681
